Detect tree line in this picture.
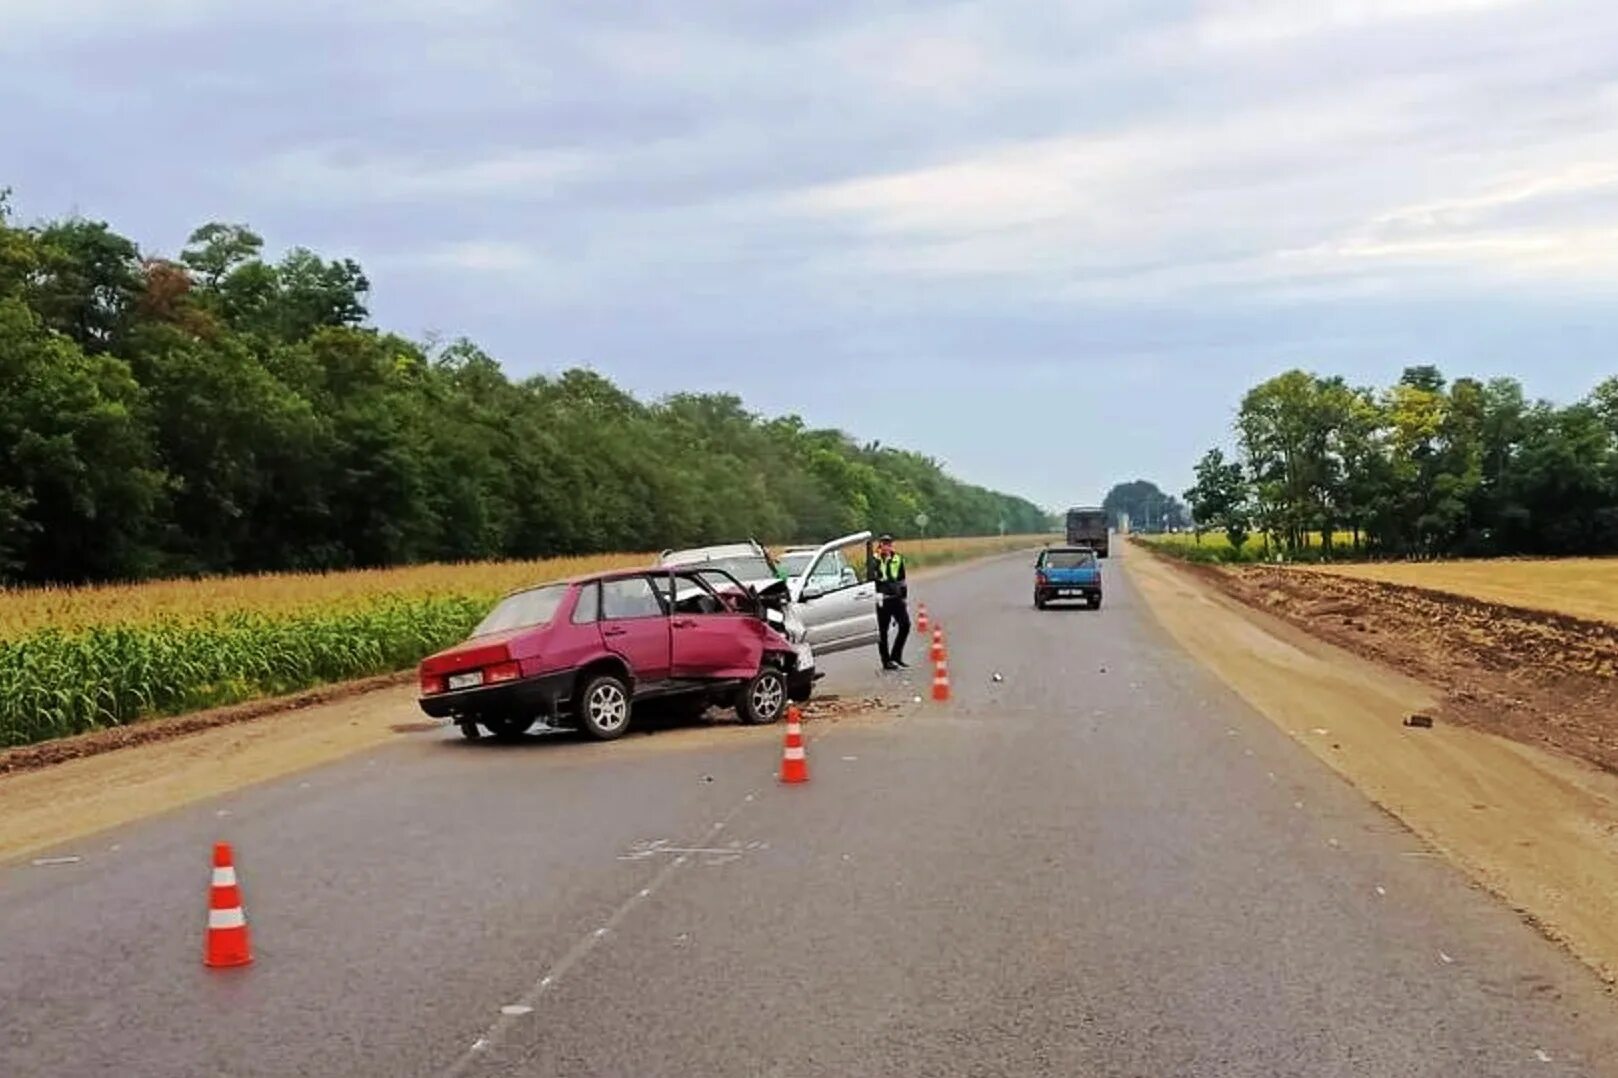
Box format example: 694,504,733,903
1184,365,1618,559
1100,480,1188,534
0,193,1049,584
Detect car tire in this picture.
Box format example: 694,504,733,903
577,673,633,741
788,671,815,703
1034,593,1047,610
1088,595,1103,610
736,667,788,725
485,716,533,741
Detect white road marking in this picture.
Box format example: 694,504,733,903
30,857,81,867
442,794,761,1077
500,1005,532,1017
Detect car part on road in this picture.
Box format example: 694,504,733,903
578,673,633,741
736,667,788,725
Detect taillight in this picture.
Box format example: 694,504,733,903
420,672,445,695
1036,571,1048,585
486,660,521,684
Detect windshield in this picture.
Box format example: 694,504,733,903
777,552,814,578
1042,551,1097,569
471,584,568,636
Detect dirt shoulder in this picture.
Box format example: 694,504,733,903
1127,544,1618,984
1207,560,1618,775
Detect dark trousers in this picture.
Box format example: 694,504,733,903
877,599,911,666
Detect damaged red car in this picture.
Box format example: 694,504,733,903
417,567,803,741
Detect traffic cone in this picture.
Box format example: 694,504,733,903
780,706,808,784
205,841,253,968
929,627,945,663
916,604,930,633
932,655,952,702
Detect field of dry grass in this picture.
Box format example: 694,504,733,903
1307,559,1618,626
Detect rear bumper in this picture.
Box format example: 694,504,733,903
418,669,578,720
1036,585,1101,600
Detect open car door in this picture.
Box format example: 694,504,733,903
788,531,879,655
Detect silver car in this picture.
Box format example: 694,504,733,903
659,532,880,656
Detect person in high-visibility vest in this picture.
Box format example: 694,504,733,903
869,534,911,670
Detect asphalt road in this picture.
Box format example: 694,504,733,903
5,549,1618,1077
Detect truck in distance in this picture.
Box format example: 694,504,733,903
1065,507,1109,557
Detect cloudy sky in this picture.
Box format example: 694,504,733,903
5,0,1616,507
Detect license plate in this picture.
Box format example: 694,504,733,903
448,671,483,691
1060,589,1080,597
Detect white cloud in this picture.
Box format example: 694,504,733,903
1186,0,1532,49
253,145,594,203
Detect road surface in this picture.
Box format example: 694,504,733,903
4,549,1617,1077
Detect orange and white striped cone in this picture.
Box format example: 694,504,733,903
916,604,929,633
929,627,945,663
205,841,253,969
780,706,808,784
932,656,952,702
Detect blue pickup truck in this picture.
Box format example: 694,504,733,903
1034,546,1103,610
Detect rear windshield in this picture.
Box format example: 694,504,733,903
1042,551,1097,569
471,584,568,636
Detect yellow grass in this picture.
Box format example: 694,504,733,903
0,534,1046,640
1306,559,1618,626
0,553,650,641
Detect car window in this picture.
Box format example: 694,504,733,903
472,584,568,636
777,552,814,578
571,581,600,624
808,550,845,581
600,575,666,620
695,570,757,614
669,572,726,615
1041,550,1097,569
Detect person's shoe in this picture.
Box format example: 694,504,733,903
882,662,900,672
893,658,909,669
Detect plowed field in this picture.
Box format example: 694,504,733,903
1173,558,1618,774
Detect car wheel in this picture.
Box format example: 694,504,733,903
736,667,788,725
788,672,814,703
1034,593,1047,610
485,716,533,741
1088,595,1103,610
577,674,633,741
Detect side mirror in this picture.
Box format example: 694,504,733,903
840,567,857,586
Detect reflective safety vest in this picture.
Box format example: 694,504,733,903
875,553,904,580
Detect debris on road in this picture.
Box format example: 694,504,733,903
1404,713,1435,729
991,672,1003,682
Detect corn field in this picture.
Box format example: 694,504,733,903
0,536,1043,748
